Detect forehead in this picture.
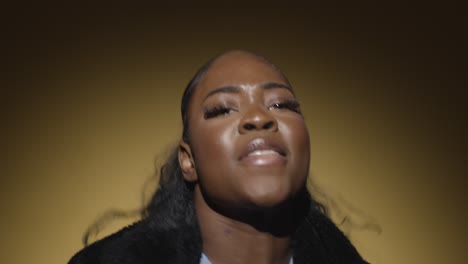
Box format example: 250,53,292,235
195,53,289,95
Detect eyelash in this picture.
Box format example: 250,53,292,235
203,105,233,119
203,99,301,119
268,99,301,113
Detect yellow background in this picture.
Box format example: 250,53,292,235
2,4,466,263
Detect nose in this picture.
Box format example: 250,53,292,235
238,106,278,134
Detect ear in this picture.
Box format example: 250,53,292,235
178,140,198,182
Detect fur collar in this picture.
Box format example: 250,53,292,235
69,210,367,264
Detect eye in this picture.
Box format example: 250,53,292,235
203,105,235,119
268,99,301,114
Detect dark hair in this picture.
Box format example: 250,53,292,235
180,57,214,143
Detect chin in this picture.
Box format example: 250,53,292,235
242,183,294,210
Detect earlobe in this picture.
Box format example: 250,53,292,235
178,140,198,182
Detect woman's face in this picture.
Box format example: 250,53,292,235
181,51,310,211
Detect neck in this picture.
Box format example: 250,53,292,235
194,185,307,264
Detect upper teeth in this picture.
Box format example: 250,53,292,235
248,150,279,156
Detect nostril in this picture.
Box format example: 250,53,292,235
263,121,275,130
243,123,256,130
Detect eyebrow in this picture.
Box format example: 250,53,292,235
203,82,294,102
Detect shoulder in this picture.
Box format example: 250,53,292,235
293,210,369,264
68,221,161,264
68,219,202,264
68,221,142,264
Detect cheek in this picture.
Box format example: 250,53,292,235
280,118,311,171
190,119,238,173
189,119,242,204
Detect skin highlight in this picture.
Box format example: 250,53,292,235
178,50,311,264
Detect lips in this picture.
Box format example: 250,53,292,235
247,149,281,156
239,137,287,165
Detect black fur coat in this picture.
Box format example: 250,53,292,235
69,208,368,264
